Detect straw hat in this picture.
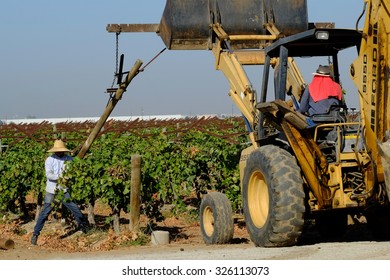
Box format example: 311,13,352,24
313,65,331,76
47,139,70,153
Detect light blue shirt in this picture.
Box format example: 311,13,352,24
45,154,73,194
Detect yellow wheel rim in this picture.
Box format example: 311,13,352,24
248,170,269,228
203,206,214,236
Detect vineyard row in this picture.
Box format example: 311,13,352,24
0,117,249,231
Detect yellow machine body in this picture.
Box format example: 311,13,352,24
108,0,390,247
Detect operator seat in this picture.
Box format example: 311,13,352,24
310,105,347,124
310,105,348,163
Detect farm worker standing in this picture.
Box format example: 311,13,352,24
297,65,343,116
31,139,88,245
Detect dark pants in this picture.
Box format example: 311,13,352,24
33,192,86,236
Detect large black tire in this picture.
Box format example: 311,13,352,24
200,192,234,244
242,145,305,247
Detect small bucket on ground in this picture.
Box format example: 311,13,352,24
151,230,170,245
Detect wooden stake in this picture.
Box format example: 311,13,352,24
77,59,143,159
129,155,141,231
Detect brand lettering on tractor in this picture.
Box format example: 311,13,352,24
370,22,379,131
363,54,367,94
240,154,250,162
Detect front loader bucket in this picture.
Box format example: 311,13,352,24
159,0,308,50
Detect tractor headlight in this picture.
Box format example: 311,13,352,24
315,31,329,40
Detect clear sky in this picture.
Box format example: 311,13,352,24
0,0,365,120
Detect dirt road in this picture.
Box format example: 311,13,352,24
2,239,390,260
2,213,390,260
34,240,390,260
2,231,390,260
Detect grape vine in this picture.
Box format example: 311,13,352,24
0,117,248,228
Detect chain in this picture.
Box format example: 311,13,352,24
115,32,120,73
110,32,120,89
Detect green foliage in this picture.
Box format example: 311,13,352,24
1,118,248,220
0,139,46,213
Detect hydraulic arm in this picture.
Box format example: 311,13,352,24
210,23,306,147
351,0,390,190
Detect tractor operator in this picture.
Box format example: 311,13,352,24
297,65,343,116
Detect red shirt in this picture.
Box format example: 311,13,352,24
308,76,342,102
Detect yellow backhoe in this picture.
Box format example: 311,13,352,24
108,0,390,247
